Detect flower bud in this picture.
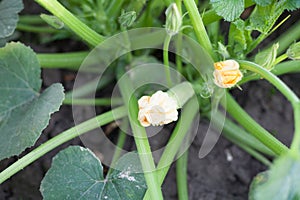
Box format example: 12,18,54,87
118,10,136,28
217,42,230,59
255,43,278,70
138,91,178,127
287,42,300,60
213,60,243,88
40,14,64,29
165,3,182,36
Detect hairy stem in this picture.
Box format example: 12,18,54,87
37,51,88,69
117,67,163,200
222,92,288,156
143,96,198,200
183,0,215,60
34,0,104,46
163,34,173,86
176,151,189,200
239,60,300,84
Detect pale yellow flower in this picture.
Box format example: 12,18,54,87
138,91,178,127
213,60,243,88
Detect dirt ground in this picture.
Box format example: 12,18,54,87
1,76,297,200
0,1,299,200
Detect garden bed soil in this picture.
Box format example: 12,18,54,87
1,71,298,200
0,1,299,199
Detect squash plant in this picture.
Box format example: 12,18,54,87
0,0,300,199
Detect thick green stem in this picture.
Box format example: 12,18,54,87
163,34,173,86
106,0,124,18
143,96,198,200
291,102,300,154
65,75,114,99
107,119,128,175
237,61,300,154
168,82,194,108
34,0,104,46
117,68,163,200
17,23,60,33
176,151,189,200
19,15,45,24
37,51,88,69
239,61,299,105
175,0,182,14
212,107,274,164
239,60,300,84
174,1,183,80
272,60,300,74
63,98,122,106
0,106,126,184
183,0,215,60
235,142,272,166
175,36,183,79
274,54,288,65
222,92,288,156
212,111,275,156
265,21,300,55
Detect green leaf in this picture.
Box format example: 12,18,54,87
60,0,117,35
210,0,245,22
255,43,279,70
0,0,23,38
285,0,300,11
228,19,251,58
249,154,300,200
287,41,300,60
40,14,64,29
248,2,284,34
118,10,137,28
253,0,273,6
249,171,270,200
217,42,230,59
41,146,147,200
0,42,64,160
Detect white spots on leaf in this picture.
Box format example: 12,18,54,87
118,170,137,182
135,185,141,189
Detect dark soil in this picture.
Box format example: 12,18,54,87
0,1,299,200
1,75,298,200
163,77,299,200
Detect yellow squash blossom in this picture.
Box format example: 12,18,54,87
138,91,178,127
213,59,243,88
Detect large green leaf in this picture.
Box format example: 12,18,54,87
0,42,64,160
210,0,244,22
252,0,300,9
0,0,23,38
285,0,300,10
228,19,252,58
253,0,273,6
254,43,279,70
249,154,300,200
41,146,147,200
248,2,284,34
